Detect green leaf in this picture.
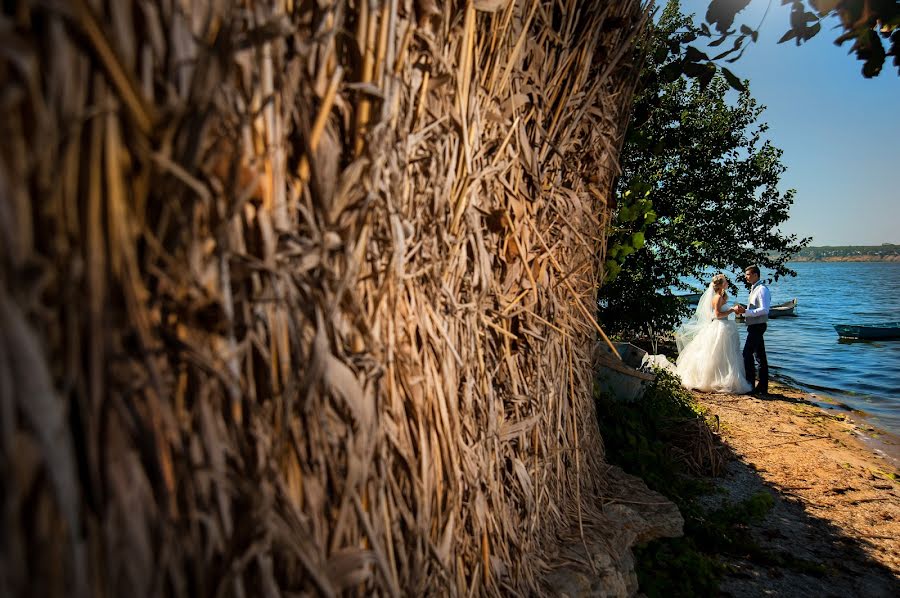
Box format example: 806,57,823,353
777,29,796,44
654,45,669,63
660,62,683,83
807,21,821,39
697,64,716,89
720,67,746,92
708,33,729,47
682,61,707,78
725,46,748,63
810,0,840,15
604,261,621,282
685,45,709,63
863,57,883,78
712,47,737,61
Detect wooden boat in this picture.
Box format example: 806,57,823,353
594,342,656,402
736,298,798,320
675,292,703,305
833,322,900,340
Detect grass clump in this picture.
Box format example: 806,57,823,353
595,370,725,595
596,369,721,500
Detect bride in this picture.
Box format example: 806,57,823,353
675,274,752,394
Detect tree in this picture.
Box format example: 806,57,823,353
699,0,900,78
599,1,810,340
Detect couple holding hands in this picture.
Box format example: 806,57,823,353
675,266,771,395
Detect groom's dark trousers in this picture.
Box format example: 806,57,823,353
743,323,768,392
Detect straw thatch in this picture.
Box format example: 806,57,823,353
0,0,647,595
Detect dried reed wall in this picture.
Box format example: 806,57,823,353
0,0,645,595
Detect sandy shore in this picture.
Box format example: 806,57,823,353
692,381,900,596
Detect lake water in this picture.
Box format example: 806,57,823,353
693,262,900,435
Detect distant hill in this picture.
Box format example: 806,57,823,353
792,244,899,262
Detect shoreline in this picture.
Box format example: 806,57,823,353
690,380,900,595
634,336,900,463
789,256,899,262
770,377,900,468
636,335,900,459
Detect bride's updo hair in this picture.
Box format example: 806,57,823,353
712,273,728,301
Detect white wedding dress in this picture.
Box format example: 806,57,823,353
674,284,752,394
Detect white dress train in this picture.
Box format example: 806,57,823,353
676,316,752,393
674,286,752,395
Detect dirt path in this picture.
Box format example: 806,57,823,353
693,382,900,597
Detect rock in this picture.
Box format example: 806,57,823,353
543,465,683,597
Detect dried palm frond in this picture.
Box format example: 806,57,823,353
0,0,647,595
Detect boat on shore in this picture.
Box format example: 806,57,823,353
833,322,900,340
675,292,704,305
736,298,798,320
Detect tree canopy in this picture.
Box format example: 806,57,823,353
671,1,900,88
599,1,810,339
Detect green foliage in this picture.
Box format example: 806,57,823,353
687,491,774,555
642,367,700,412
604,183,656,284
633,537,721,598
595,371,721,593
599,3,810,339
703,0,900,79
659,1,900,81
796,244,900,259
595,369,714,501
634,485,827,596
595,370,824,595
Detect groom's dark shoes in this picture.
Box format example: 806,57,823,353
750,385,768,396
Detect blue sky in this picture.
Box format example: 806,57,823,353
678,0,900,246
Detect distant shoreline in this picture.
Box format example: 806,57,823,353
790,255,899,262
790,244,899,262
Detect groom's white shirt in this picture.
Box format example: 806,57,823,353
744,280,771,324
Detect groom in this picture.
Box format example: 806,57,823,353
734,266,771,394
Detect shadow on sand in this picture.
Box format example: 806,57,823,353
600,386,900,597
704,437,899,597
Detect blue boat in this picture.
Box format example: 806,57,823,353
833,322,900,340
